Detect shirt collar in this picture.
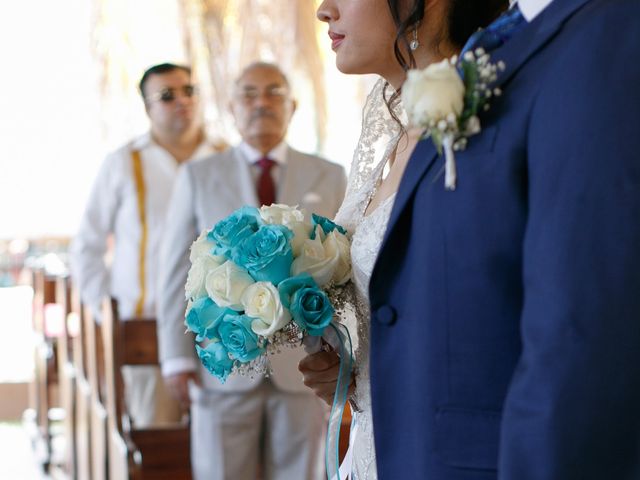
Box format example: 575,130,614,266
132,132,153,150
517,0,554,21
238,141,288,166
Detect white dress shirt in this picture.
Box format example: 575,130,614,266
70,132,216,319
518,0,554,21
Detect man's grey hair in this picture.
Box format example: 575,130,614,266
235,61,291,88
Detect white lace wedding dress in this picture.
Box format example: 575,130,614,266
333,79,406,480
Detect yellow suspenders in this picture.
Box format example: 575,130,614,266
131,150,147,316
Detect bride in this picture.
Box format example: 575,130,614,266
299,0,506,478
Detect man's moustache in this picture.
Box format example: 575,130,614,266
251,109,276,121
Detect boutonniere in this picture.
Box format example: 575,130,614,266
402,49,505,190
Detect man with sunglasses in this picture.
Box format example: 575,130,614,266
70,63,222,428
157,61,347,480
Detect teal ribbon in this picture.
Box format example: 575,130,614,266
325,321,354,480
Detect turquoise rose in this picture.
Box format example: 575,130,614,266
232,225,294,285
208,206,263,258
196,342,234,383
278,274,334,336
184,297,229,341
310,214,348,239
218,313,265,362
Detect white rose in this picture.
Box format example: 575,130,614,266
259,204,305,224
185,253,225,300
291,226,338,287
241,282,291,337
189,230,222,263
260,204,312,256
402,58,465,127
323,230,351,285
288,220,314,257
205,261,255,311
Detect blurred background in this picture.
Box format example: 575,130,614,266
0,1,374,477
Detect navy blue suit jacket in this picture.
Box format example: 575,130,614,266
369,0,640,478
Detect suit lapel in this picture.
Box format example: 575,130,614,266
383,139,439,243
209,148,258,207
236,148,259,206
279,148,323,206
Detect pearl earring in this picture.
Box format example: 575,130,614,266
410,24,420,51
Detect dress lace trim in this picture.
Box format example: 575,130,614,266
335,79,406,235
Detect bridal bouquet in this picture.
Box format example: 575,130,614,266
183,204,351,383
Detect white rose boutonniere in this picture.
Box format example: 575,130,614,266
403,59,466,127
402,50,505,190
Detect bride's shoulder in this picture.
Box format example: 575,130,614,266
334,187,369,233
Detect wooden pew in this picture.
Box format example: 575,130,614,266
55,273,77,477
85,305,109,480
70,284,92,480
102,298,192,480
29,266,61,471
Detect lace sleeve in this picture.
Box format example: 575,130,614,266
334,78,406,231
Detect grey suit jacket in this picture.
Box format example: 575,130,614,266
157,145,346,392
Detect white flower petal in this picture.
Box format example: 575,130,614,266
241,282,290,337
205,261,254,310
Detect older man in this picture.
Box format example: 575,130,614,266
70,63,221,427
157,62,346,479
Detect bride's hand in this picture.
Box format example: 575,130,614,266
298,351,355,405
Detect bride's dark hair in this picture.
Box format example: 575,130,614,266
384,0,508,119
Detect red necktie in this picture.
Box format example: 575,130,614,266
256,157,276,206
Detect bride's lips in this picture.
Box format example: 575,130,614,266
328,31,345,50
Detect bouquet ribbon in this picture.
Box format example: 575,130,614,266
306,322,354,480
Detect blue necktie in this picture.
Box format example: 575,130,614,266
460,4,526,57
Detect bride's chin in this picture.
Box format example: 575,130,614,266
335,58,373,76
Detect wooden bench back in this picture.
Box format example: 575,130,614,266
103,298,192,480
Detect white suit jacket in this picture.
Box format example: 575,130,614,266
157,145,347,393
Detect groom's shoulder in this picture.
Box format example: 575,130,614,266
561,0,639,43
582,0,639,17
532,0,639,84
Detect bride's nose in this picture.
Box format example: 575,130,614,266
317,0,338,23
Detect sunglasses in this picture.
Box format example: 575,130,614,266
146,84,198,103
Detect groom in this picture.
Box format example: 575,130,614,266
370,0,640,479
